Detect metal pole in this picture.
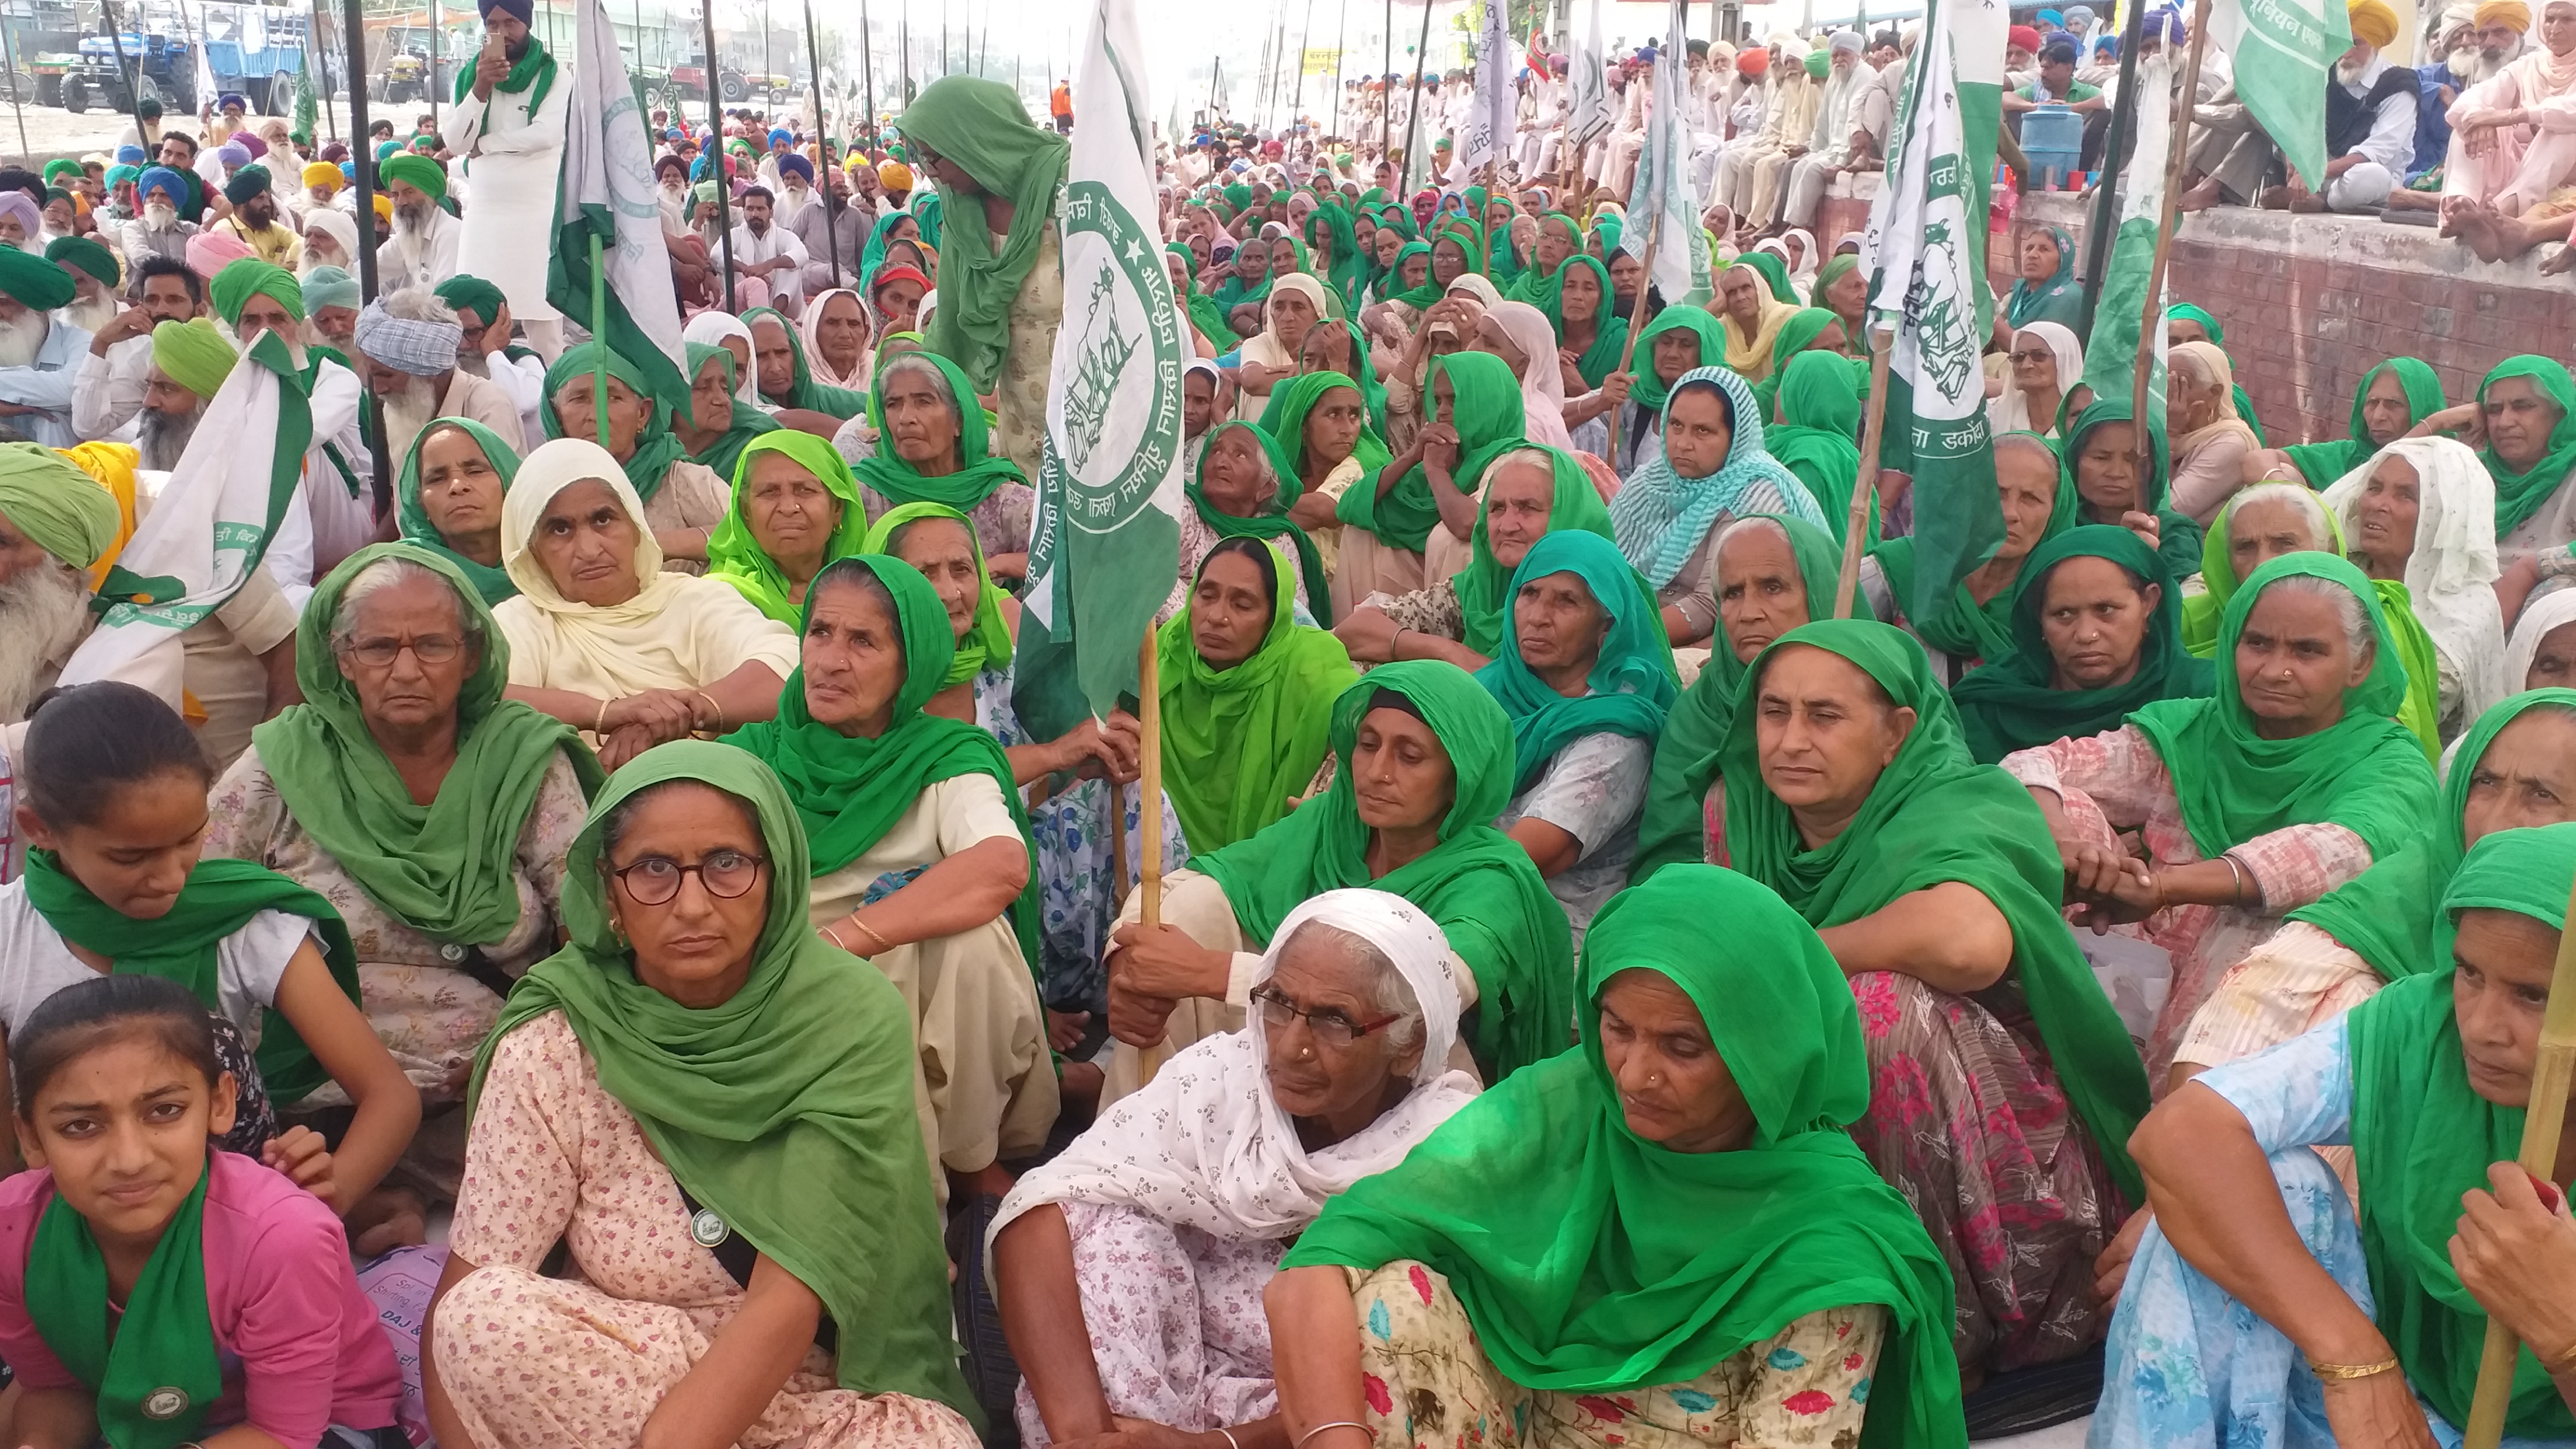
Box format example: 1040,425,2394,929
2077,0,2149,335
427,0,441,132
342,0,389,515
1294,0,1314,126
1399,0,1430,188
1379,0,1391,157
859,0,873,145
306,0,340,141
704,0,738,309
802,0,839,288
1330,0,1347,139
0,20,31,160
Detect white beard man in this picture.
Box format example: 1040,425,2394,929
350,290,529,467
381,154,465,293
0,245,91,447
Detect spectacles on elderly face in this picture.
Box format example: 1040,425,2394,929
1249,984,1404,1047
339,633,465,668
607,849,768,906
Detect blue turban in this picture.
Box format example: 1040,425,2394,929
2037,8,2065,24
136,165,188,203
114,144,145,165
768,127,791,146
217,91,247,112
778,153,813,183
480,0,533,22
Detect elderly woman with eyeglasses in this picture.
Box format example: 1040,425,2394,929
205,544,603,1253
990,890,1479,1448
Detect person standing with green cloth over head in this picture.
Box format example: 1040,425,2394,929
437,0,570,359
1262,863,1968,1449
705,431,873,628
1716,618,2153,1380
899,74,1071,485
424,740,987,1449
1336,352,1527,620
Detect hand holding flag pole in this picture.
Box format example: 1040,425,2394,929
2129,0,2213,513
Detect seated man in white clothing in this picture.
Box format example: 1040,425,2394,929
0,246,92,449
70,255,203,446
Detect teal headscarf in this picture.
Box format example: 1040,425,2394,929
2003,225,2082,330
1540,255,1631,390
396,418,524,604
1474,530,1678,793
541,344,691,504
681,342,781,481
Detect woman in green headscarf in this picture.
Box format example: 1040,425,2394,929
705,431,872,627
1304,199,1365,313
2097,821,2576,1449
541,342,730,570
1952,524,2214,765
1334,351,1526,619
855,208,921,296
1266,368,1393,585
2165,690,2576,1091
1184,419,1333,617
2002,224,2083,331
899,73,1068,415
1265,863,1966,1449
670,341,780,482
397,418,525,605
1869,432,2075,679
2270,357,2445,489
2466,354,2576,550
1157,537,1357,852
1620,305,1729,467
721,553,1054,1187
854,349,1035,579
1766,349,1875,547
1166,241,1237,349
2059,397,2207,585
2004,552,2437,1089
1717,618,2154,1376
1503,212,1584,306
2165,302,2267,443
742,306,870,419
1474,530,1675,937
1746,306,1852,422
1100,660,1574,1098
1211,233,1279,322
1284,315,1393,440
2179,481,2343,657
431,740,983,1445
1541,254,1630,395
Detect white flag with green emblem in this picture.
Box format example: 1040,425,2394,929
1863,0,1999,626
1621,0,1711,306
546,0,688,400
2210,0,2350,188
2079,52,2172,423
1462,0,1510,176
1012,0,1189,740
58,330,311,705
1565,0,1611,154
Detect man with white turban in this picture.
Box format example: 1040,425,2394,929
2442,0,2576,257
1778,31,1874,232
1715,36,1816,235
299,203,359,278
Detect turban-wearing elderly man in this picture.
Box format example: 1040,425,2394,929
2440,0,2576,261
0,444,126,875
209,163,304,268
2179,0,2419,211
209,258,373,576
304,264,362,354
1715,37,1819,228
0,245,91,448
116,164,198,276
45,234,123,338
70,253,202,444
1778,30,1874,232
436,273,547,445
439,0,569,360
381,153,463,293
301,203,359,279
352,292,529,470
299,158,346,221
772,150,817,226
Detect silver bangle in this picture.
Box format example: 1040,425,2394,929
1215,1428,1243,1449
1296,1423,1372,1449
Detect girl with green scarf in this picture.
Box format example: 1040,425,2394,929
1541,254,1630,392
855,208,921,296
740,306,870,419
2277,357,2445,489
721,554,1054,1176
1951,524,2214,764
1766,349,1876,548
1266,368,1394,540
854,350,1034,571
1303,200,1365,313
1187,419,1334,616
1336,352,1526,617
1475,530,1676,935
705,431,873,627
11,679,397,1198
1157,537,1357,851
397,418,524,604
1718,619,2155,1371
671,342,780,484
2097,821,2576,1449
2060,398,2206,585
452,740,983,1433
6,975,411,1449
900,73,1069,397
2472,355,2576,545
1268,864,1967,1449
2007,552,2437,1086
1117,661,1574,1089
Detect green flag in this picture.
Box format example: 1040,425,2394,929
2080,51,2172,427
547,0,690,404
2210,0,2351,188
1863,0,2000,628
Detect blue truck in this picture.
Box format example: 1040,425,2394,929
61,2,309,115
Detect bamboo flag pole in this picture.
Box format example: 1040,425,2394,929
2463,879,2576,1449
1133,632,1174,1085
1606,208,1659,473
1834,325,1897,618
2126,0,2211,513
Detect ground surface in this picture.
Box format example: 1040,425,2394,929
0,95,375,167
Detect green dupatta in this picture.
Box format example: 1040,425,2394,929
250,543,603,947
1156,538,1357,851
1193,660,1574,1082
1747,307,1849,421
901,75,1070,393
2061,399,2206,585
26,1167,220,1449
2180,486,2346,657
1718,619,2153,1202
1264,368,1393,503
860,501,1015,686
1453,444,1621,660
1635,513,1841,883
396,418,523,604
706,430,872,627
467,740,978,1422
2288,689,2576,979
1766,349,1874,548
1950,525,2214,764
1475,529,1677,793
541,343,691,505
850,349,1027,512
2347,822,2576,1441
742,306,871,418
2281,358,2444,489
1502,214,1582,306
1167,243,1237,346
1541,255,1630,390
21,853,362,1104
1304,200,1365,312
1281,864,1967,1449
682,342,781,481
2476,356,2576,538
1871,439,2076,665
1188,419,1333,615
1628,305,1727,415
1339,351,1523,554
2127,552,2436,861
453,34,556,120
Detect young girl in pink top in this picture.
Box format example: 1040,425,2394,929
0,973,406,1449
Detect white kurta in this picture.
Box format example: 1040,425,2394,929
440,58,571,323
385,209,464,295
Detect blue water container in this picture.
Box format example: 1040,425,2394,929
2021,103,2085,190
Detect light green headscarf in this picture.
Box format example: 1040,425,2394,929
394,419,523,605
1156,538,1358,851
2475,356,2576,538
2128,552,2437,861
1719,619,2153,1204
706,431,872,627
541,343,691,504
901,75,1070,392
2281,358,2444,489
1194,661,1575,1082
1452,444,1620,661
467,740,978,1422
1766,349,1873,548
1475,530,1676,793
861,500,1015,686
1281,864,1968,1449
2348,822,2576,1442
2180,485,2346,657
250,542,604,948
851,349,1028,513
1263,367,1393,501
1540,255,1630,390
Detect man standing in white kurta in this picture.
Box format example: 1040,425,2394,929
438,0,570,362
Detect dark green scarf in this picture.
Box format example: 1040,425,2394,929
395,417,523,605
454,36,556,122
851,349,1027,512
741,306,870,418
2282,358,2445,489
26,1166,219,1449
1339,352,1522,554
2061,399,2206,585
1540,255,1630,389
1871,449,2076,665
681,343,782,481
541,343,692,505
901,75,1069,393
1187,419,1333,615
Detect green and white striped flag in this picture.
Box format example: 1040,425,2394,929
546,0,688,401
2080,51,2172,424
1622,0,1711,307
1864,0,2001,626
2210,0,2349,188
1012,0,1189,741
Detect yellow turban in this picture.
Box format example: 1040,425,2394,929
878,159,913,190
2474,0,2530,30
371,191,394,221
2347,0,2400,46
301,160,341,191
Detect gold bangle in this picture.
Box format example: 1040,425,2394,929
594,698,611,737
847,915,893,951
694,689,725,731
2307,1356,2400,1381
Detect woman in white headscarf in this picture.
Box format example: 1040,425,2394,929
798,285,875,391
988,889,1479,1448
1480,300,1579,451
2324,435,2508,739
680,310,765,408
1986,320,2087,438
1776,226,1821,294
2508,586,2576,693
1235,272,1334,421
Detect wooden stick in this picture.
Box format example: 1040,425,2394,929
1133,631,1173,1086
2128,0,2212,513
2463,868,2576,1448
1109,779,1129,905
1835,325,1897,619
1608,208,1660,473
